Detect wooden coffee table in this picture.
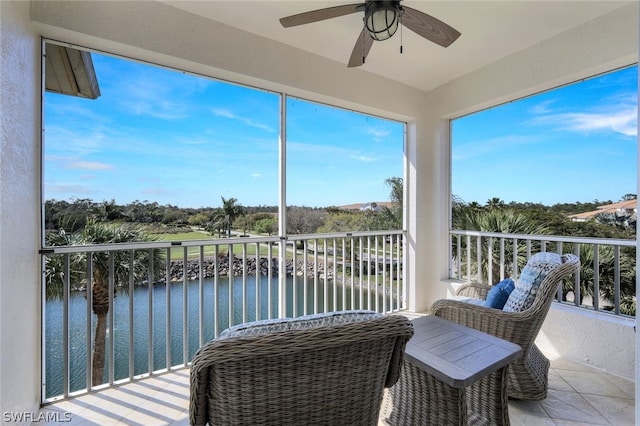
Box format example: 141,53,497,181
381,315,522,425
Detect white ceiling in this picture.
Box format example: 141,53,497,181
162,1,631,93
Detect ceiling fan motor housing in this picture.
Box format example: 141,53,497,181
365,1,403,41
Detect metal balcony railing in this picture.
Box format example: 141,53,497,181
449,230,636,317
40,230,405,402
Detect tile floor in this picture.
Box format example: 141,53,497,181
509,357,635,425
38,357,634,425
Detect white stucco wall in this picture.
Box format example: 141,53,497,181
0,0,42,421
538,304,636,380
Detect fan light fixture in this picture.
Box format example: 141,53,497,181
279,1,462,68
365,1,401,41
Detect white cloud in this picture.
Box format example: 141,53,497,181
46,183,91,194
68,160,115,170
115,74,195,120
212,109,235,118
124,97,188,120
528,100,556,115
45,154,73,162
531,102,637,137
349,155,377,162
142,187,173,196
45,126,107,155
179,137,212,145
45,101,108,124
212,108,274,132
452,134,538,161
557,109,637,136
288,141,380,165
366,127,391,142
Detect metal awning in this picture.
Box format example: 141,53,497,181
45,44,100,99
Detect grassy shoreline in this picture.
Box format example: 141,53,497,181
151,230,278,260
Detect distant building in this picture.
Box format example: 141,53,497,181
336,202,394,212
568,199,637,222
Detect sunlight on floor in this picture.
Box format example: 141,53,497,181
39,358,634,426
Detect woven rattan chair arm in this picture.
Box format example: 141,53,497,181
430,299,537,347
455,282,492,299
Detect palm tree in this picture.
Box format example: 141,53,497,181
453,208,550,283
97,199,125,221
45,220,163,386
220,196,246,237
486,197,505,209
560,244,604,306
380,177,403,229
569,243,636,315
44,229,86,298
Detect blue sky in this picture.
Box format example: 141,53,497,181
45,50,636,209
45,52,405,209
452,65,637,205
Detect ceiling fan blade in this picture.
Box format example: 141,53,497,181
280,3,364,28
401,6,461,47
348,27,374,68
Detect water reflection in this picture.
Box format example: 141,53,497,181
45,276,389,398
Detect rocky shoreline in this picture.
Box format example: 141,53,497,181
167,255,336,282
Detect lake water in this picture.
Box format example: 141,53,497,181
44,275,387,398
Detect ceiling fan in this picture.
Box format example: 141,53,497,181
279,0,461,68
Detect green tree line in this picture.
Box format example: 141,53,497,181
44,178,405,236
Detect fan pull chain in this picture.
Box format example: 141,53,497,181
400,14,403,54
362,25,366,64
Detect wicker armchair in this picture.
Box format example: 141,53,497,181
431,253,580,400
189,310,414,426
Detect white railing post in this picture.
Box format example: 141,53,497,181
41,230,405,402
449,229,634,316
277,93,287,319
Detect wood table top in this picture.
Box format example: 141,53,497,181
404,315,522,389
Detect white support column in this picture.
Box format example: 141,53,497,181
278,94,287,319
0,1,42,418
406,114,452,313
